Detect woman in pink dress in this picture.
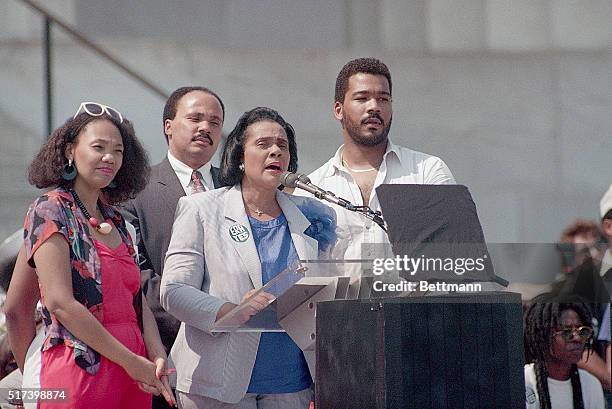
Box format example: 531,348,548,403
20,103,175,408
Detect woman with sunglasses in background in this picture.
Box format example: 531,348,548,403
524,292,605,409
16,102,175,408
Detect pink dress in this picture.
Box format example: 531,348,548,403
38,239,152,409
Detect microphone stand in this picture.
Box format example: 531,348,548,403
351,205,388,233
281,171,388,233
310,189,388,233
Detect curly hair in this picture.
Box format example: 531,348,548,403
27,112,150,204
559,219,604,243
524,293,594,409
219,107,298,187
334,57,392,103
162,86,225,143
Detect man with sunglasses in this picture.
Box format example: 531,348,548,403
123,86,225,409
524,293,605,409
558,219,607,274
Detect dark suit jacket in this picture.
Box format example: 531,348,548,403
122,158,221,352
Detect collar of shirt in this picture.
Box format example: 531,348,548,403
167,151,213,194
325,139,401,178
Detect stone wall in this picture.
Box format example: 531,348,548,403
1,0,610,243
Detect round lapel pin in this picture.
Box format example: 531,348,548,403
229,224,250,242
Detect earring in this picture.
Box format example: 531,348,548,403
239,163,245,172
62,159,77,181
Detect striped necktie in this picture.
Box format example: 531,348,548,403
190,170,205,194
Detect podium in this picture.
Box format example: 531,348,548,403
211,259,363,351
315,293,524,409
211,185,525,408
212,259,368,379
211,261,525,409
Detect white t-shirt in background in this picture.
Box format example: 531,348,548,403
524,363,605,409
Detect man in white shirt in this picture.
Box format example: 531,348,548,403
123,86,225,409
298,58,455,261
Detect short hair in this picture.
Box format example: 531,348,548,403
27,113,150,204
162,86,225,142
219,107,298,187
334,57,392,103
559,219,604,243
524,293,593,409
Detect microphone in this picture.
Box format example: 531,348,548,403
280,171,388,232
279,171,354,209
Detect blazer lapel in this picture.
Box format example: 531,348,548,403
277,192,318,261
211,166,221,188
157,158,185,205
224,185,263,289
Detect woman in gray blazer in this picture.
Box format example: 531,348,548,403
161,107,336,409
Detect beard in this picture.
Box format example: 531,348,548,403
342,114,392,147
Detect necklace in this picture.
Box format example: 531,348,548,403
341,157,379,173
70,190,113,235
244,200,278,217
245,204,266,217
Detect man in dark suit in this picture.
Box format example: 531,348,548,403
123,86,225,408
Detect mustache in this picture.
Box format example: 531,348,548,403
193,133,213,145
362,113,384,125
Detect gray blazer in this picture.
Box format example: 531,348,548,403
160,184,321,403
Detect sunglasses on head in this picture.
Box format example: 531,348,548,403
553,326,593,341
73,102,123,123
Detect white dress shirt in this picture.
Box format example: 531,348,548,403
295,139,455,261
167,151,214,194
